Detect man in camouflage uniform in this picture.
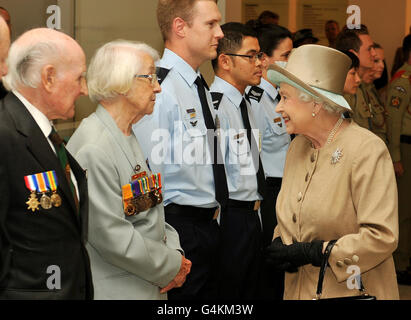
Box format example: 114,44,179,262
344,81,387,144
387,34,411,283
355,59,388,144
336,25,387,143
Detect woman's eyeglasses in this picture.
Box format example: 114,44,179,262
135,73,158,85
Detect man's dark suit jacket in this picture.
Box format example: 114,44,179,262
0,92,93,299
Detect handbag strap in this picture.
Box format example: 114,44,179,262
315,239,367,299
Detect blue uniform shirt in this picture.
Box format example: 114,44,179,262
133,49,218,208
247,78,290,178
210,76,262,201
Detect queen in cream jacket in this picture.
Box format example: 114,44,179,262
274,121,399,299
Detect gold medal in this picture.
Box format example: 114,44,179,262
40,193,52,210
26,191,40,212
51,192,62,207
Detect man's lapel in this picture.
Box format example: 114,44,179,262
67,151,88,239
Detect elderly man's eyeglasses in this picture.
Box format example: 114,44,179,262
225,52,264,62
135,73,158,85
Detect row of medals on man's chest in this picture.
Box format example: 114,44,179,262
122,164,163,216
25,170,62,212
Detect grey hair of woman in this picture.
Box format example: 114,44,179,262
86,40,159,104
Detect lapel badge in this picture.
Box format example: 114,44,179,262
186,108,196,119
331,148,343,165
234,132,245,144
274,117,283,127
391,96,401,108
190,120,198,127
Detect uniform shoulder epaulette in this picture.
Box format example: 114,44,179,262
391,70,407,84
210,92,223,110
156,67,170,85
247,86,264,103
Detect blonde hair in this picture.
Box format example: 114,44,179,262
87,40,159,103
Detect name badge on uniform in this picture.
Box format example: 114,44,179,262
186,108,197,119
273,117,283,128
234,132,245,144
24,170,62,212
186,108,199,127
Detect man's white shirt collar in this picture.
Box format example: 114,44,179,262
12,90,53,139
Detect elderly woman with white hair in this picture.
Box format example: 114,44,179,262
264,45,399,300
67,40,191,300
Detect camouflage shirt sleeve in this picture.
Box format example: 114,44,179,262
386,76,411,162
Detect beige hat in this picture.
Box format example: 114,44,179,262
267,44,352,111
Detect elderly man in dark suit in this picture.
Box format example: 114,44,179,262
0,28,92,299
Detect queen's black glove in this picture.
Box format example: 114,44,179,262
265,237,324,271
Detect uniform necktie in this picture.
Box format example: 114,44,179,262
49,127,79,212
195,76,229,209
239,98,266,198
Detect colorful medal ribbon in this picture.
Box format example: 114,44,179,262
122,183,135,216
131,180,141,198
139,178,147,195
24,174,38,193
36,172,52,209
45,170,62,207
148,175,155,192
35,173,49,194
24,172,49,212
45,171,58,193
156,173,162,194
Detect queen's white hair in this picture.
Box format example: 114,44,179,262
87,40,159,103
297,89,345,115
3,40,63,91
